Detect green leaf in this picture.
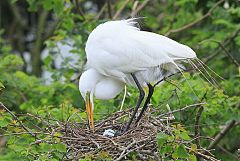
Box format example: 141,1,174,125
172,145,189,159
157,133,169,147
10,0,18,4
179,132,191,141
26,0,38,12
0,81,5,89
53,0,64,15
53,143,67,152
0,118,9,127
42,0,54,10
39,143,51,152
189,154,197,161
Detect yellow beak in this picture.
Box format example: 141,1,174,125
86,93,94,132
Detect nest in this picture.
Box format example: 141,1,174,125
50,106,219,161
0,102,219,161
56,108,177,160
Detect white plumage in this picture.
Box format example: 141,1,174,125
79,18,197,131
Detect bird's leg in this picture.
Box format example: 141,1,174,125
135,83,154,124
122,73,145,133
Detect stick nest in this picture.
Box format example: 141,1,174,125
56,108,182,160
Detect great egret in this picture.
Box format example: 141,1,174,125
79,18,197,133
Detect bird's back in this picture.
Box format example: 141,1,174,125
85,19,196,85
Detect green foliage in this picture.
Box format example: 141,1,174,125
157,124,197,160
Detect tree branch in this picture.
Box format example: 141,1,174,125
107,0,112,19
113,0,130,20
131,0,150,17
31,10,49,76
203,28,240,63
74,0,85,20
0,102,35,137
158,102,206,118
208,120,236,149
165,0,225,36
201,39,240,67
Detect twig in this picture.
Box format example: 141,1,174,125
217,145,239,160
208,120,236,149
107,0,112,19
131,0,150,17
165,0,225,36
153,66,198,88
204,28,240,63
194,105,204,161
0,102,35,137
74,0,85,20
138,150,161,161
158,102,206,118
113,0,130,20
95,3,107,20
0,132,49,137
201,39,240,67
115,139,136,161
186,146,220,161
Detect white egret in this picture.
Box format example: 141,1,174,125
79,18,197,133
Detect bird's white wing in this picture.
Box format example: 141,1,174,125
86,19,196,78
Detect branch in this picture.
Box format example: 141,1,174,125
185,146,220,161
208,120,236,149
131,0,150,17
95,3,107,20
203,28,240,63
8,3,27,28
107,0,112,19
201,39,240,67
74,0,85,20
113,0,130,20
165,0,225,36
158,102,206,118
217,145,239,160
153,66,197,88
194,105,204,161
0,102,35,137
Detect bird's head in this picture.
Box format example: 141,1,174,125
79,68,103,131
79,68,125,131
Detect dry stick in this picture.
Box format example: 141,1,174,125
217,145,239,160
95,3,107,20
107,0,113,19
74,0,85,20
113,0,130,20
131,0,150,17
185,146,220,161
158,102,206,118
153,66,198,88
208,120,236,149
194,105,204,161
205,40,240,67
115,139,149,161
165,0,225,36
204,28,240,63
116,139,136,161
138,150,161,161
0,102,35,137
194,106,204,147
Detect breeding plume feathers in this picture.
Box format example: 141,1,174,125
86,18,197,86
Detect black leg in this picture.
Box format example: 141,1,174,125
123,73,145,133
135,83,154,124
